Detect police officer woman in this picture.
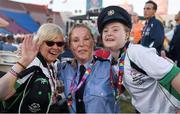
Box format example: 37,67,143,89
58,23,119,113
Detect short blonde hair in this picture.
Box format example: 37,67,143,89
34,23,64,45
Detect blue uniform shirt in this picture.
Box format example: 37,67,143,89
57,57,120,113
141,16,165,54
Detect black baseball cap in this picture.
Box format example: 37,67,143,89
97,6,132,34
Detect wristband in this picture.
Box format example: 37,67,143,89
17,62,26,69
9,68,19,78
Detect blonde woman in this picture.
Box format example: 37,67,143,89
0,23,65,113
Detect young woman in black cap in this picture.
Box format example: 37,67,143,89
97,5,180,113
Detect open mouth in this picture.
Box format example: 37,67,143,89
49,50,59,56
105,38,115,41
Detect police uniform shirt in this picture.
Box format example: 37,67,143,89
75,59,92,113
58,56,120,113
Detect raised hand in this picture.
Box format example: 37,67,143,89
20,34,39,67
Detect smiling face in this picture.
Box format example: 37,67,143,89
34,23,65,63
40,35,64,63
69,25,94,64
102,22,128,51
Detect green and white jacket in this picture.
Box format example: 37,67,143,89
121,44,179,113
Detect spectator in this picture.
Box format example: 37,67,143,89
130,12,144,44
168,11,180,67
0,16,9,50
2,35,17,51
140,0,165,55
0,35,5,50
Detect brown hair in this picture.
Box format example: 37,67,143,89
146,0,157,11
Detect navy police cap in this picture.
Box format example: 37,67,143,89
97,6,132,34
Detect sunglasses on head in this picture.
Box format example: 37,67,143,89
45,41,65,47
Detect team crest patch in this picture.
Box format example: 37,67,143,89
130,69,145,85
35,78,48,84
28,103,41,112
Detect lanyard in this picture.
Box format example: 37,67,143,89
117,48,126,94
47,64,57,105
110,47,126,100
142,21,149,37
68,61,95,107
48,64,57,90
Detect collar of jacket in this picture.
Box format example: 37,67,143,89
37,52,57,68
147,16,155,23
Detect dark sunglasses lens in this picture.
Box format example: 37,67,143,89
46,41,54,46
57,42,64,47
45,41,64,47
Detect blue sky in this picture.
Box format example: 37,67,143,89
11,0,179,16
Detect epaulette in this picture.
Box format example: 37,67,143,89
66,60,72,64
62,60,72,69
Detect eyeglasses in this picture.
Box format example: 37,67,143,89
45,41,65,47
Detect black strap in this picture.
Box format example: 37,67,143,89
126,51,147,75
129,60,147,75
18,66,42,79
